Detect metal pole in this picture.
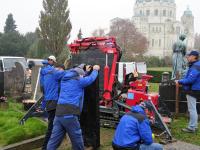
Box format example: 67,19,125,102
175,81,179,115
33,68,41,101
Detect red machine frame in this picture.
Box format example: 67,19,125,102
68,37,122,105
68,37,159,110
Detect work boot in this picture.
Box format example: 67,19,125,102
181,128,196,133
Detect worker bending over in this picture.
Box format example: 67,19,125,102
47,64,100,150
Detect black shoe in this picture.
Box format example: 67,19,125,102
181,128,196,133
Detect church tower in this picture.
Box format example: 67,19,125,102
132,0,195,57
181,7,194,49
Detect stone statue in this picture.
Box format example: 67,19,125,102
172,34,187,79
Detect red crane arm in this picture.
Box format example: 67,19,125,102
68,37,122,103
68,37,119,54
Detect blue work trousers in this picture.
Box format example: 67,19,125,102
186,94,198,130
140,143,163,150
42,109,56,150
47,116,84,150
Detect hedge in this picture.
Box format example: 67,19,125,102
147,70,172,83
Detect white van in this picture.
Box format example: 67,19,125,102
0,56,28,97
27,58,44,69
0,56,28,72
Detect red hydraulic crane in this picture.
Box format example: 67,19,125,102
68,37,122,106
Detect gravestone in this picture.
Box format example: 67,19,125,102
70,47,110,149
4,62,25,97
80,75,100,149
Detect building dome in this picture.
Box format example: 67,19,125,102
133,0,194,58
184,7,193,16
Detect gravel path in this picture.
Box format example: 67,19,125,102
34,140,200,150
164,141,200,150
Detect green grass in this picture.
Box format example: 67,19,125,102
148,82,200,146
0,101,47,146
149,83,159,93
99,128,115,150
170,117,200,146
53,128,115,150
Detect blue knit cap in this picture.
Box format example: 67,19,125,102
188,50,199,57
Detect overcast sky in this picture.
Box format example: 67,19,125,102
0,0,200,42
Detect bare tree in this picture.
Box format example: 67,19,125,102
108,18,148,60
92,28,106,37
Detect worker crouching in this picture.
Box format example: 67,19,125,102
47,65,100,150
112,104,163,150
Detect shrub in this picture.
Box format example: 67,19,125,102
147,70,172,83
129,55,172,67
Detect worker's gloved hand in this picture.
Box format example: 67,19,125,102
93,65,100,71
86,65,92,72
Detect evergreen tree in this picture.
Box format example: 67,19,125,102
77,28,83,39
4,13,17,33
39,0,72,61
0,14,29,56
0,32,29,56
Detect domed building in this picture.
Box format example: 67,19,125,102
132,0,194,57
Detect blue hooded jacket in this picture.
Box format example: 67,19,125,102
39,60,48,88
179,60,200,91
56,69,98,116
40,64,65,101
113,105,153,148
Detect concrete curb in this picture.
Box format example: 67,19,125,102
1,135,45,150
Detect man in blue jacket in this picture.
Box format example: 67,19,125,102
177,50,200,133
47,65,100,150
112,104,163,150
40,55,65,150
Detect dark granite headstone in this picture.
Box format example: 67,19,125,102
70,48,108,149
80,75,100,148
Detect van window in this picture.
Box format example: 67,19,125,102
3,58,27,71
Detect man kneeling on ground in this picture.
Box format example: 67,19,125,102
112,103,163,150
